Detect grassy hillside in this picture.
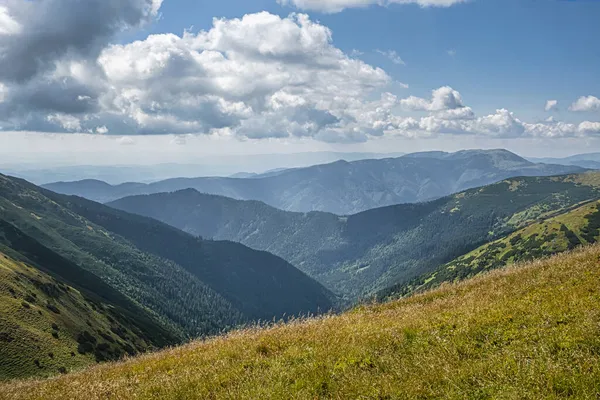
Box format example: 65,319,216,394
45,149,583,214
0,174,333,343
3,245,600,399
110,173,600,299
383,199,600,299
0,250,155,380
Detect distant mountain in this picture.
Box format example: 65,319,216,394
45,149,585,214
0,174,333,378
109,172,600,299
3,152,405,185
228,168,292,179
529,153,600,170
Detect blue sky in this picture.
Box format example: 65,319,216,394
138,0,600,120
1,0,600,164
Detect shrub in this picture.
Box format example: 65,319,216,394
46,303,60,314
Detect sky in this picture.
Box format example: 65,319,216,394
1,0,600,166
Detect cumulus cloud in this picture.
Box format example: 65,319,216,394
0,0,162,132
377,50,405,65
578,121,600,134
0,6,21,35
277,0,468,13
117,136,136,145
545,100,558,112
386,89,599,139
46,113,82,131
401,86,464,111
2,11,401,142
0,0,162,83
570,96,600,112
0,2,598,144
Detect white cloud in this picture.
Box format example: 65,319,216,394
545,100,558,112
578,121,600,134
377,50,406,65
0,6,21,35
0,3,597,145
46,113,82,131
0,82,6,103
401,86,464,111
388,88,599,139
277,0,468,13
447,49,456,57
54,12,394,142
570,96,600,112
117,136,136,146
0,0,162,83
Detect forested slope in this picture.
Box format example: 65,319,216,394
111,173,600,299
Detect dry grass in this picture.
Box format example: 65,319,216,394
2,245,600,399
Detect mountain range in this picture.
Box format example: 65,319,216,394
3,150,600,381
109,171,600,299
3,152,405,186
44,149,584,214
529,152,600,170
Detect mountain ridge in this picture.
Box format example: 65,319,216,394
44,149,585,214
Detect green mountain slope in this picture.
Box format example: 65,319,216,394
382,198,600,299
0,174,333,346
109,172,600,299
0,250,151,380
44,149,584,214
3,244,600,399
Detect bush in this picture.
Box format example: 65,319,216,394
46,303,60,314
77,342,94,355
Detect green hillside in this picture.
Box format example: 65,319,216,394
0,174,334,379
0,249,158,380
383,198,600,299
110,172,600,299
3,244,600,399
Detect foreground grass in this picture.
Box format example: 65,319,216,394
2,246,600,399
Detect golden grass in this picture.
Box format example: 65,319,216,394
2,245,600,399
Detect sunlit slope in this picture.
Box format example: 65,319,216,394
3,245,600,399
385,199,600,298
0,252,152,380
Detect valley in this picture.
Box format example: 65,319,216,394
110,172,600,299
0,173,333,379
